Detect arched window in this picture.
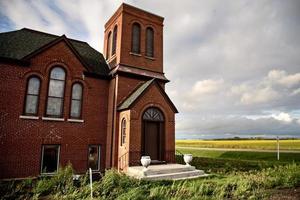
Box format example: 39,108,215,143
131,23,141,54
121,118,126,145
112,25,117,56
46,66,66,117
145,27,154,57
143,107,164,122
70,83,83,119
24,76,41,115
106,31,112,59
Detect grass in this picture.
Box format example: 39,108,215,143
176,139,300,150
176,148,300,163
1,164,300,200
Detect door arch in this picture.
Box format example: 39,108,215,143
142,107,165,161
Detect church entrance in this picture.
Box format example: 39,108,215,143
142,107,164,161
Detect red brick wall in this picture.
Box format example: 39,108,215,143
104,3,164,73
0,41,109,179
128,83,175,166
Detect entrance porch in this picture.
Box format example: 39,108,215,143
127,163,208,181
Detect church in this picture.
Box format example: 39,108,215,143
0,3,178,179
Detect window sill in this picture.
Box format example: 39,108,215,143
40,173,57,177
67,119,84,123
42,117,65,121
145,56,155,60
19,115,39,120
129,52,142,57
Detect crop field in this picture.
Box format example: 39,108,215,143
176,139,300,150
176,148,300,163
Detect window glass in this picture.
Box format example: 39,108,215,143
48,80,65,97
24,77,40,115
41,145,59,173
146,27,154,57
71,100,81,118
112,26,117,55
46,97,63,116
28,77,40,95
25,95,38,114
132,23,141,54
46,67,65,117
70,83,83,118
50,67,65,80
106,32,111,59
121,118,126,145
88,145,100,171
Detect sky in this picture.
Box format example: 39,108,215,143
1,0,300,139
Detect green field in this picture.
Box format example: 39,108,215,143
176,139,300,150
176,148,300,163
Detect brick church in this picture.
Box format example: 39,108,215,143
0,3,178,179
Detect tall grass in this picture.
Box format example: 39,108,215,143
1,164,299,200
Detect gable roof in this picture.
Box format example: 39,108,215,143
0,28,109,76
118,79,178,113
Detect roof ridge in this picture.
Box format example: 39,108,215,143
21,28,88,44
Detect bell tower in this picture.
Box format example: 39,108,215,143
104,3,165,76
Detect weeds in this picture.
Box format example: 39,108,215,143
0,163,299,200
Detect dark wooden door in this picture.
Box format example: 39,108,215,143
144,121,159,160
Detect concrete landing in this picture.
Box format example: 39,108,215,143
127,164,208,181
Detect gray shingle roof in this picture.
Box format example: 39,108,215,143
118,78,178,113
118,79,155,111
0,28,109,76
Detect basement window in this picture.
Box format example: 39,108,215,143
41,145,60,174
88,145,100,171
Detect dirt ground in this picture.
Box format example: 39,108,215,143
269,187,300,200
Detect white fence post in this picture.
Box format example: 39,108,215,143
277,136,280,161
89,168,93,199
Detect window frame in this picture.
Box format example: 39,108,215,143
45,66,66,118
131,22,141,54
23,76,41,116
87,145,101,171
40,144,60,175
69,82,83,119
111,25,118,56
121,118,126,146
145,27,154,58
106,31,112,59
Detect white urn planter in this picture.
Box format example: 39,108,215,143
141,156,151,171
183,154,193,166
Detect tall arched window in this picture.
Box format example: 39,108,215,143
112,25,118,56
145,27,154,57
24,76,41,115
46,66,66,117
70,83,83,119
106,31,112,59
131,23,141,54
121,118,126,145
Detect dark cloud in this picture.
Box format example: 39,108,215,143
1,0,300,138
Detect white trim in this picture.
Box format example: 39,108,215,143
41,145,60,175
19,115,39,120
67,118,84,123
145,56,155,60
42,117,64,121
129,52,142,57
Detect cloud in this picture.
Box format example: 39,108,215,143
191,79,224,95
268,70,300,88
271,112,293,123
1,0,300,138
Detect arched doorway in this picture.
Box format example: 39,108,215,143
142,107,165,161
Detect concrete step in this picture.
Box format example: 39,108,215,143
144,169,205,181
128,164,196,176
127,164,208,181
173,173,209,181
